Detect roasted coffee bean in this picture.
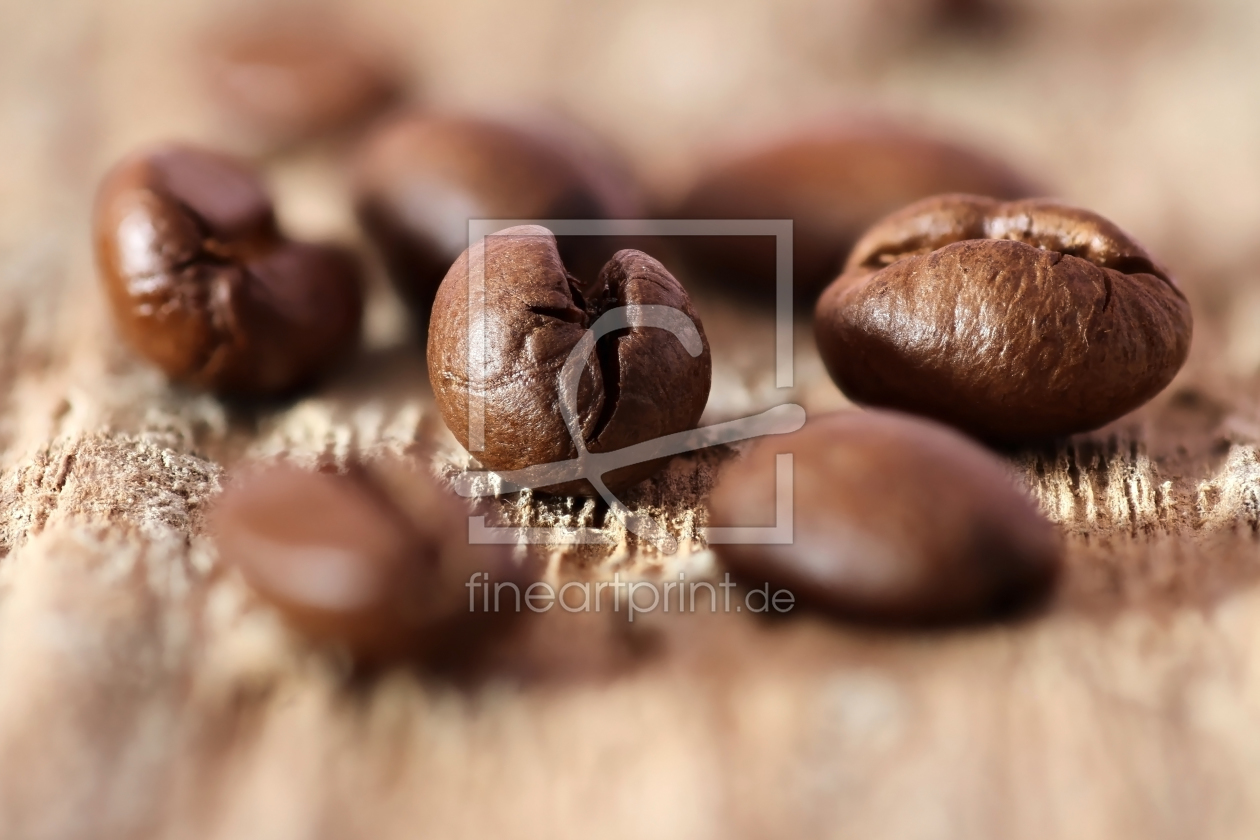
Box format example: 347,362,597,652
709,410,1061,624
212,460,528,661
814,194,1193,443
671,121,1035,305
201,17,401,146
93,144,363,395
427,225,711,495
353,114,638,321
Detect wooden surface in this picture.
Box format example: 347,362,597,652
4,0,1260,837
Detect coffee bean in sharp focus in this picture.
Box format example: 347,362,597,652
709,410,1061,624
427,225,711,495
670,119,1037,306
353,114,640,323
93,144,363,396
212,460,529,662
814,194,1193,443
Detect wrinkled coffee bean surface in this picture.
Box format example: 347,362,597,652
428,225,711,494
814,194,1192,442
94,144,363,395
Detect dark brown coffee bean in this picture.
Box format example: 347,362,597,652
201,17,401,147
353,114,638,322
814,194,1193,443
709,410,1060,624
212,460,528,661
93,144,363,395
427,226,711,495
670,121,1036,305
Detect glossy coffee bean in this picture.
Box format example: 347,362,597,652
93,144,363,395
212,460,528,661
353,114,638,321
709,410,1061,624
814,194,1193,443
428,226,711,495
671,121,1035,305
201,17,401,146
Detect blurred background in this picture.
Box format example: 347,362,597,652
4,0,1260,275
5,0,1260,837
6,0,1260,373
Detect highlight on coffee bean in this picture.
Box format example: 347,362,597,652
93,143,364,395
427,225,712,496
814,194,1193,443
27,0,1250,832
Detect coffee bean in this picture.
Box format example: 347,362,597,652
93,144,363,395
212,459,528,661
671,121,1036,305
709,410,1060,624
201,17,401,147
814,194,1193,442
427,225,711,495
353,114,637,322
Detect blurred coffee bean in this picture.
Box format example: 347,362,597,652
670,120,1037,307
353,113,642,323
212,460,529,662
428,225,711,495
932,0,1016,35
815,195,1193,443
93,144,362,395
709,411,1061,624
201,16,402,148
